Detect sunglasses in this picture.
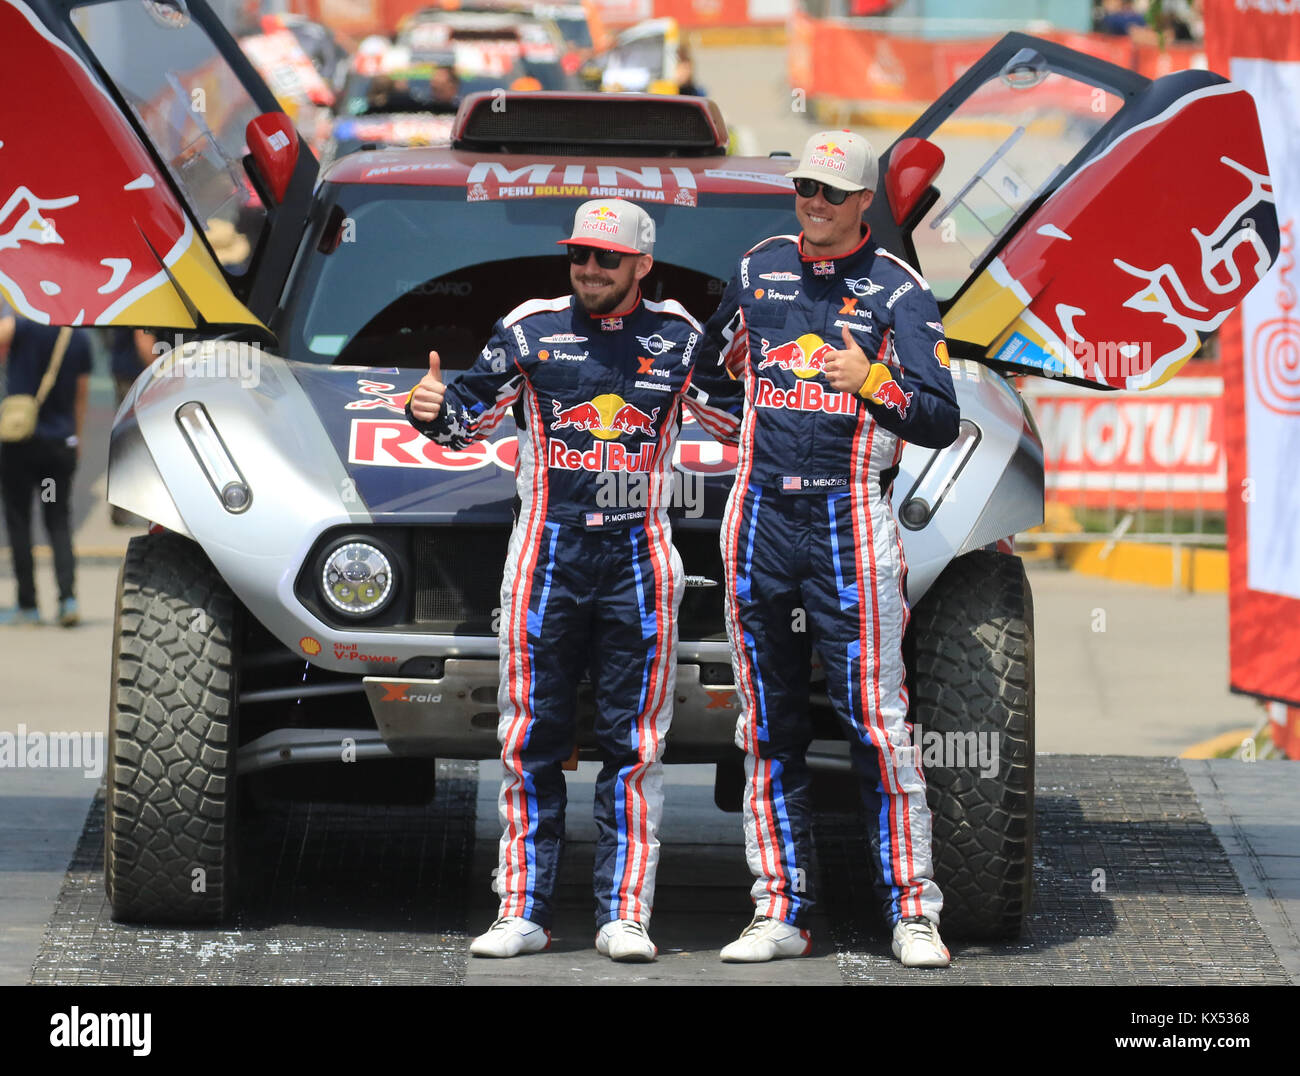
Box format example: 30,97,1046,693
567,247,627,269
793,178,852,205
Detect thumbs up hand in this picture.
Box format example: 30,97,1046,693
823,324,872,394
408,350,445,423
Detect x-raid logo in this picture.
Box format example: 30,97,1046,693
379,683,443,704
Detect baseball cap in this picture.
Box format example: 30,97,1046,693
785,130,878,193
557,198,655,256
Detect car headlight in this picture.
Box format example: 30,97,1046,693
320,541,395,618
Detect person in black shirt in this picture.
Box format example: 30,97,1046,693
106,327,155,526
0,313,92,626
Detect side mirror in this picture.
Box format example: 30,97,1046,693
1000,47,1049,90
885,137,945,226
245,113,299,207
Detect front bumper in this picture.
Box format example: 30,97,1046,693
236,659,744,772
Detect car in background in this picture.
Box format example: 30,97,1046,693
325,39,547,161
595,16,684,94
279,11,353,93
394,7,576,91
394,0,607,75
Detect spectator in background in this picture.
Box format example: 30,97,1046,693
427,64,462,113
362,74,420,114
1097,0,1156,43
106,327,156,526
674,47,705,97
0,313,92,627
1160,0,1203,41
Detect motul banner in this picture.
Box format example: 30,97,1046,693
1206,1,1300,712
1020,366,1225,511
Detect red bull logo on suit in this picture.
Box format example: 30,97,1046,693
549,393,661,471
758,333,835,379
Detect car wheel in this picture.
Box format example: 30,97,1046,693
907,549,1035,941
105,533,240,923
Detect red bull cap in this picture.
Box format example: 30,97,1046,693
786,129,877,193
557,198,655,256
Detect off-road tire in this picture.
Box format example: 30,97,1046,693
105,532,240,923
907,550,1035,941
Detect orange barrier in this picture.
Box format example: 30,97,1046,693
788,12,1205,106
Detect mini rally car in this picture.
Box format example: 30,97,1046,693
0,0,1278,932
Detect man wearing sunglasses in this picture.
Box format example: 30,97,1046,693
406,198,742,963
693,130,960,967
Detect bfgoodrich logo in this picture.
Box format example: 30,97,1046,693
50,1008,151,1056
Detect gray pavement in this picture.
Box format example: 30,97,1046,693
1183,761,1300,984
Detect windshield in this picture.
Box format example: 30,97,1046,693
281,186,798,368
907,69,1122,302
69,0,267,272
554,16,592,50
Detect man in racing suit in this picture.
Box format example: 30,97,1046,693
406,199,740,962
694,131,960,967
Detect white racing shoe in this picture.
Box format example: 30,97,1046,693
469,916,551,958
891,916,951,967
719,915,812,962
595,920,658,963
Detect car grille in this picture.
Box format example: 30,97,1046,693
413,526,510,633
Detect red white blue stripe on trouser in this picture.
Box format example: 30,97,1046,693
494,518,682,929
721,482,943,928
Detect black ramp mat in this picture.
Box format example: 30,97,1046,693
30,760,478,986
813,755,1293,984
28,755,1293,985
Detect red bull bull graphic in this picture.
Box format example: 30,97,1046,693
550,394,660,439
346,380,415,415
584,205,621,236
808,140,849,174
944,81,1279,391
758,333,836,378
610,403,658,435
870,378,913,417
550,400,605,431
0,1,262,329
548,394,661,471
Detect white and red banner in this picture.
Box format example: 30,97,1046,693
1020,367,1226,511
1207,1,1300,717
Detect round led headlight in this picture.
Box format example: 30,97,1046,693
320,541,394,618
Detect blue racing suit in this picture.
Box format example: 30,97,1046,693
694,229,960,927
406,289,740,929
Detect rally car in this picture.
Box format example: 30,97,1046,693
0,0,1278,934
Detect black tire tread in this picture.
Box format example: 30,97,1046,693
908,550,1035,941
105,532,238,923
